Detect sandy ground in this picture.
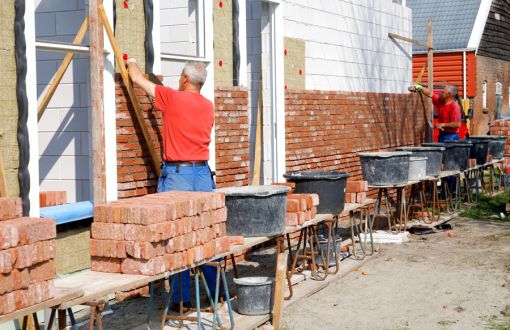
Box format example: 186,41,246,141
282,218,510,330
72,218,510,329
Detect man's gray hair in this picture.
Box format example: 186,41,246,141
183,61,208,87
446,84,458,96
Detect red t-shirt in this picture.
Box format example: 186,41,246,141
432,93,462,134
154,85,214,161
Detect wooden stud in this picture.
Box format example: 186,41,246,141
272,250,288,330
89,0,106,204
98,5,161,177
37,17,89,121
388,32,432,49
427,19,434,142
0,145,8,197
252,68,263,185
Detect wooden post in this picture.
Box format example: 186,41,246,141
252,69,263,185
0,137,8,197
89,0,106,204
427,19,434,142
98,5,162,177
272,250,288,330
37,17,89,121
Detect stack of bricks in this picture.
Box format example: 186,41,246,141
285,194,319,226
345,180,369,204
0,198,57,315
39,191,67,207
90,191,231,276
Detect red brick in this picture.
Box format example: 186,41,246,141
228,236,244,245
15,245,34,269
0,292,15,315
124,222,173,242
214,223,227,238
0,269,29,294
288,195,308,211
91,257,122,273
32,240,55,265
286,199,301,213
91,223,124,241
0,198,22,221
125,241,165,259
115,285,149,302
0,218,56,250
272,182,295,194
211,208,227,224
346,181,368,193
296,212,306,225
356,192,367,204
14,289,30,310
310,207,317,219
310,194,320,207
286,213,299,226
121,256,166,275
29,260,55,284
28,280,54,305
164,252,184,271
193,246,205,263
0,249,17,274
203,241,215,259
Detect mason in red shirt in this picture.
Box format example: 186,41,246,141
414,84,462,141
126,59,216,311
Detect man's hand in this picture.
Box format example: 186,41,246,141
436,122,444,131
414,84,423,92
125,58,156,98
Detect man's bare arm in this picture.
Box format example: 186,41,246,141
126,59,156,98
437,121,461,130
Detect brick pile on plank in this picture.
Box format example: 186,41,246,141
345,180,369,204
90,191,233,276
285,194,319,226
0,198,57,315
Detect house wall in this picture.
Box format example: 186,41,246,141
477,0,510,63
473,55,510,135
0,0,19,197
285,90,425,176
35,0,91,203
282,0,413,93
213,0,234,86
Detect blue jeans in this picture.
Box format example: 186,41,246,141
157,163,218,304
438,133,460,142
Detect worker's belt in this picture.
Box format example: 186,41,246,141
163,161,208,167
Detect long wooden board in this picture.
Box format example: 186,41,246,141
0,287,83,325
98,5,161,177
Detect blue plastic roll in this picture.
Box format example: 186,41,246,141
39,201,94,225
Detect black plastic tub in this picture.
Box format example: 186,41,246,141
215,185,290,237
358,151,412,186
234,277,273,315
490,136,507,160
466,138,490,165
283,171,350,214
423,141,471,171
396,146,445,176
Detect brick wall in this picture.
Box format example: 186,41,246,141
116,80,250,196
116,75,161,199
490,119,510,156
285,90,426,180
214,87,250,188
473,56,510,135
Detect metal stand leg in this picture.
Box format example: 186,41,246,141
147,281,154,330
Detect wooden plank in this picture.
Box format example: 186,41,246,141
388,32,430,49
406,212,458,229
272,251,288,329
0,287,83,324
0,143,8,197
252,68,263,185
426,19,434,142
98,5,162,177
89,0,106,205
37,17,89,121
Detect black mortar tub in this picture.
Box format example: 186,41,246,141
423,141,471,171
215,185,290,237
489,136,507,160
283,171,350,214
358,151,412,186
234,277,274,315
466,137,490,165
396,146,445,176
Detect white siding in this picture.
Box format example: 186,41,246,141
35,0,91,203
282,0,412,93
